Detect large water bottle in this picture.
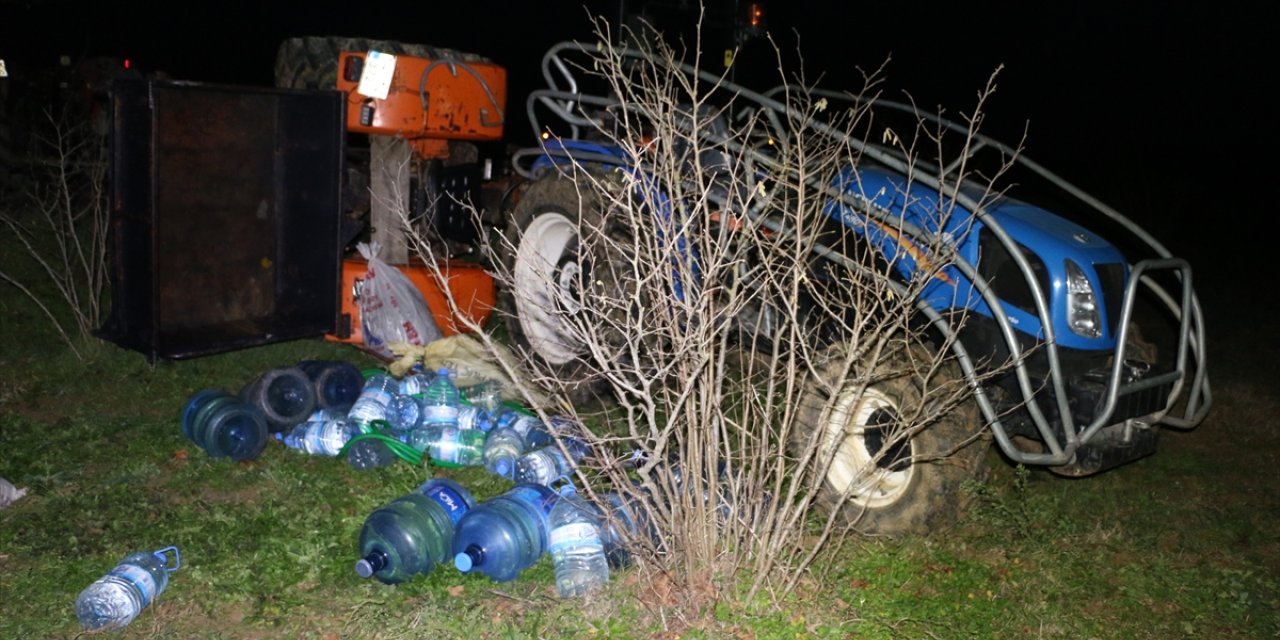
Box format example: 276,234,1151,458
482,427,526,479
408,425,487,467
452,484,559,582
75,546,180,631
277,418,358,456
547,485,609,597
420,368,461,428
240,366,317,432
355,478,475,584
347,374,399,427
296,360,364,409
180,389,268,461
514,442,587,486
181,388,225,438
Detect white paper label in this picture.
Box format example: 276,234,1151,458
356,50,396,100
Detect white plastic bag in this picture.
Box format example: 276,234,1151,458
356,242,442,359
0,477,27,509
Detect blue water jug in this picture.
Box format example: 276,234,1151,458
355,478,476,584
296,360,364,409
452,484,558,582
240,366,317,432
181,389,268,461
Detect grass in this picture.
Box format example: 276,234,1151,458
2,207,1278,638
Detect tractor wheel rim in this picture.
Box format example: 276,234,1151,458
824,386,915,508
513,211,585,365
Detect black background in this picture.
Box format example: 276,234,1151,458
3,0,1272,272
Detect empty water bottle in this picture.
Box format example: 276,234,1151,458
346,437,397,470
652,461,737,522
482,427,526,479
305,406,351,422
548,485,609,597
461,380,504,412
180,389,268,461
75,546,180,631
495,411,553,449
355,478,475,584
408,425,486,467
181,388,225,437
452,484,559,582
240,366,317,432
277,418,358,456
347,374,399,427
420,368,460,428
456,405,495,432
387,394,422,434
296,360,364,409
398,370,434,396
514,442,587,486
598,489,651,569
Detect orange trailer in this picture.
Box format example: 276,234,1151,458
328,257,496,347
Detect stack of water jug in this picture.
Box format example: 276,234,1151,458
180,361,592,479
179,360,367,462
175,361,652,598
355,477,645,597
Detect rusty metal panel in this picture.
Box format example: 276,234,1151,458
98,79,344,361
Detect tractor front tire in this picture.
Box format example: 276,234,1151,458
793,343,989,536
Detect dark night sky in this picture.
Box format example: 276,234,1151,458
3,0,1272,264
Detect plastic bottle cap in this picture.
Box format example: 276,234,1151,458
454,552,473,572
495,460,511,476
354,559,374,578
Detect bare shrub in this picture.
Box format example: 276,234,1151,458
395,18,1016,620
0,111,109,360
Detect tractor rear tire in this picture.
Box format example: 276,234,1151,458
273,36,490,90
501,175,633,404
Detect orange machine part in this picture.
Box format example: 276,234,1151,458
336,51,507,141
327,257,496,347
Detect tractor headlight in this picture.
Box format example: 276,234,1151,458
1064,260,1101,338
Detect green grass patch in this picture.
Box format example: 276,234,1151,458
2,195,1277,637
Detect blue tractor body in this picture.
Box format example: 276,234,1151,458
509,41,1209,482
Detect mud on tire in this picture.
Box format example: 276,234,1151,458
793,342,989,536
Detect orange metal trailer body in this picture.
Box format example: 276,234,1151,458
335,51,507,142
328,257,496,346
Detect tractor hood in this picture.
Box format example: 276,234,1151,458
830,165,1128,350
